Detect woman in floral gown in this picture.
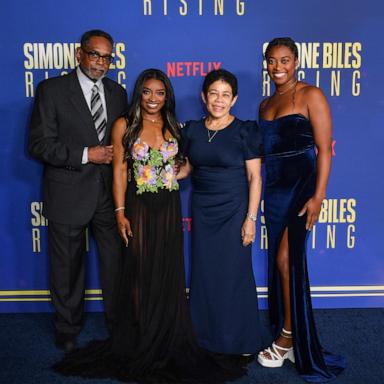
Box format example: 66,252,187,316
53,68,247,384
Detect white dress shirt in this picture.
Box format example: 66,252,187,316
76,66,108,163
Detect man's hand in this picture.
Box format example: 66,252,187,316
88,145,114,164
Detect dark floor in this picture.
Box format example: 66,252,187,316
0,309,383,384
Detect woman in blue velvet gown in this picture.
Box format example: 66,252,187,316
180,69,264,355
257,37,346,382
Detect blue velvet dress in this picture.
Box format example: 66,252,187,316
260,113,346,382
182,118,263,354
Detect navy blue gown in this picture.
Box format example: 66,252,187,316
260,113,346,382
182,118,263,354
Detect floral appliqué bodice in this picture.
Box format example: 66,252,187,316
131,137,179,194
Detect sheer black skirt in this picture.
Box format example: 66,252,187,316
53,185,247,383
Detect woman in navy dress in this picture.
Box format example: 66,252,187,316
257,37,346,382
180,69,264,355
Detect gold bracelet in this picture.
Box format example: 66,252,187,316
114,206,125,212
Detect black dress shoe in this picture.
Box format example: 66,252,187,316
55,336,77,353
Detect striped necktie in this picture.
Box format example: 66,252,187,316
91,84,106,142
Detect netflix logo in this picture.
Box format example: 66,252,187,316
167,61,221,77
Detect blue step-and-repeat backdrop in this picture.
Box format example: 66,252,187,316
0,1,382,312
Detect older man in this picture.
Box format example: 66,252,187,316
29,30,128,352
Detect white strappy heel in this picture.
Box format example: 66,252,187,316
257,328,295,368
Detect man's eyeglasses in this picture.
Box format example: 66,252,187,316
82,48,114,64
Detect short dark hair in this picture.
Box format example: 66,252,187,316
202,69,238,97
265,37,298,59
80,29,114,48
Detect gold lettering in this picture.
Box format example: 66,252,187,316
352,42,362,68
347,224,355,248
331,70,340,96
311,225,316,249
179,0,187,15
31,202,41,226
331,199,339,223
143,0,152,15
23,43,34,69
337,43,344,68
312,43,320,68
25,72,34,98
33,43,39,68
326,224,336,248
301,43,312,69
260,200,265,224
318,200,327,223
352,70,360,96
199,0,203,15
38,43,53,69
260,225,268,250
297,70,305,81
215,0,224,15
53,43,63,69
262,71,270,97
63,43,76,69
32,228,41,253
236,0,245,15
347,199,356,223
339,199,347,223
115,43,125,69
262,42,268,69
117,71,126,89
344,42,352,69
323,43,333,68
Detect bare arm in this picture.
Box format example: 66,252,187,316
241,158,262,246
176,157,193,180
299,87,332,230
258,97,271,120
112,117,132,245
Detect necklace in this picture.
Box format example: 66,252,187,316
276,80,297,95
207,129,219,143
205,116,233,143
143,117,162,124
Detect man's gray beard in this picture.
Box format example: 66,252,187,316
80,65,106,82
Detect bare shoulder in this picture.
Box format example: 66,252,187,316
259,96,271,116
299,83,327,102
112,116,127,137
